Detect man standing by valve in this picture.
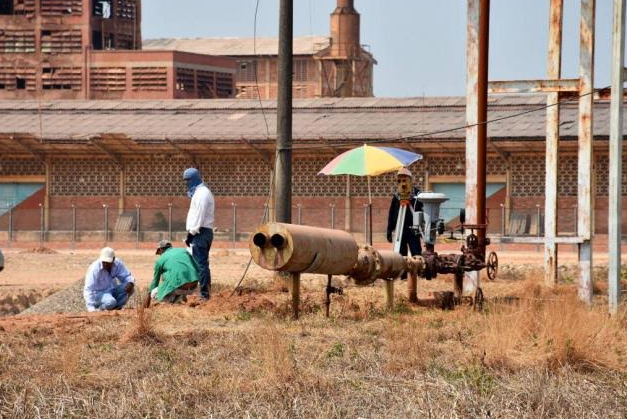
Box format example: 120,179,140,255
386,167,423,267
183,167,214,302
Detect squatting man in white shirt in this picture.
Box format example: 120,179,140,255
83,247,135,312
183,167,215,301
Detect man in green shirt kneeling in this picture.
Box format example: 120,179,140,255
145,240,200,308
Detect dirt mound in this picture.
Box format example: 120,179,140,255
0,289,57,316
19,247,58,255
20,279,138,316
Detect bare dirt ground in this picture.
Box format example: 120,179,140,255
1,246,627,418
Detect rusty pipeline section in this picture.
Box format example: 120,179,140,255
250,222,425,284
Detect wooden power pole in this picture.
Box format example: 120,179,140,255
275,0,293,224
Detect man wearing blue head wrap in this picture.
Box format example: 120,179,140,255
183,167,214,301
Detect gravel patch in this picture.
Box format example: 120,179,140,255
20,279,137,315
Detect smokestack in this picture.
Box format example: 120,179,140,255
330,0,360,58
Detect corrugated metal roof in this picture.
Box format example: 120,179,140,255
143,36,331,57
0,96,620,148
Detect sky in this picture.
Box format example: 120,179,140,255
143,0,620,98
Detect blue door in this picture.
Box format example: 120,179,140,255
0,183,44,215
431,183,505,223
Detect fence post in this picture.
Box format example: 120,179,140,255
231,202,237,248
135,205,141,248
363,204,368,242
103,204,109,245
297,204,302,225
536,204,541,238
7,204,12,248
168,203,173,241
39,203,44,247
330,203,335,229
500,203,505,236
71,205,76,250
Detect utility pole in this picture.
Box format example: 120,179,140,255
608,0,625,315
274,0,293,224
275,0,298,319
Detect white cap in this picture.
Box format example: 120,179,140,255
99,247,115,263
397,167,412,178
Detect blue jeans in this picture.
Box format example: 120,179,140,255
192,227,213,299
96,283,130,311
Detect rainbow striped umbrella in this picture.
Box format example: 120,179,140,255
318,144,421,244
318,144,422,177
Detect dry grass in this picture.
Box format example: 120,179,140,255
479,279,627,371
120,292,161,345
1,275,627,418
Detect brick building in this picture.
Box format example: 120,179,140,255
0,96,625,241
144,0,376,99
0,0,236,99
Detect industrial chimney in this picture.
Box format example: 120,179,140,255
329,0,360,58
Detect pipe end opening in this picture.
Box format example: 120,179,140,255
252,233,268,248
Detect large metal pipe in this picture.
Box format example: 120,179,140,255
250,223,424,284
250,223,359,275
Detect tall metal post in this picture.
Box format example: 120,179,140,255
275,0,296,318
71,205,76,249
39,203,44,247
608,0,625,314
545,0,563,286
577,0,596,304
168,203,173,241
297,204,302,225
363,204,368,242
500,203,505,236
7,204,12,247
330,203,336,229
274,0,293,224
135,205,141,248
231,202,237,248
465,0,489,293
103,204,109,244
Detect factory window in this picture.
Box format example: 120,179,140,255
90,67,126,91
0,67,35,90
42,66,81,90
0,30,36,53
0,0,13,14
237,61,257,83
116,33,135,50
13,0,35,15
93,0,111,18
132,67,167,91
41,29,82,54
41,0,82,16
215,72,233,98
175,68,195,92
293,59,309,82
116,0,136,20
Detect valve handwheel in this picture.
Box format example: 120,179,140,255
486,251,498,280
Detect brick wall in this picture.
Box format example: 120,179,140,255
1,153,627,235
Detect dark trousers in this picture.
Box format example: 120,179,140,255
399,228,421,257
192,227,213,298
399,230,421,279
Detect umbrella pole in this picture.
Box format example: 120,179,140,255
368,176,373,245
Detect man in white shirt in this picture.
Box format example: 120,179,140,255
83,247,135,312
183,167,215,301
